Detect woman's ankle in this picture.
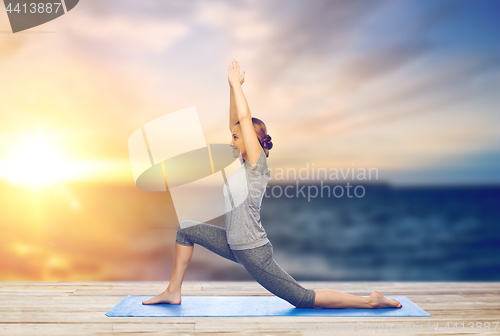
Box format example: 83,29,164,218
166,285,181,293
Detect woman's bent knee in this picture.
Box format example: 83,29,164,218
176,222,194,246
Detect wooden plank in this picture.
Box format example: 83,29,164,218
1,311,499,323
68,289,204,296
0,323,194,335
194,319,500,334
0,281,498,336
0,285,201,291
0,300,498,313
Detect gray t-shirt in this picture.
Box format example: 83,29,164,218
223,147,271,250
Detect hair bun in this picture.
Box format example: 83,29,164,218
263,134,273,150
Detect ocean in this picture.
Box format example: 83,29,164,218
2,181,498,282
259,182,500,281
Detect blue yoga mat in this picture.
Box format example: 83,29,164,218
105,295,430,317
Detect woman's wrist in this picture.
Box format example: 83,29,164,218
231,82,242,90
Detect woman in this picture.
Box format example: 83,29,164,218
143,59,402,309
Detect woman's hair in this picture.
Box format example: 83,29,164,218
234,117,273,157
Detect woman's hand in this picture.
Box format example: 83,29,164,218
228,59,245,88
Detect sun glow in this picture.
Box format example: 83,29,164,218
0,130,87,188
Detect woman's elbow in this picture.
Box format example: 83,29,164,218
238,113,251,122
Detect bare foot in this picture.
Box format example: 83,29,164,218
368,291,402,308
142,289,181,305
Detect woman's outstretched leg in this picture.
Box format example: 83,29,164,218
313,289,402,309
233,242,402,309
232,242,317,308
143,220,238,305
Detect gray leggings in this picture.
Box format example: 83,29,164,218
175,220,316,308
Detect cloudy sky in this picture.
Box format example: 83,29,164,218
1,0,499,187
1,0,500,282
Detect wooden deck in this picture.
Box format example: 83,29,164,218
0,282,498,335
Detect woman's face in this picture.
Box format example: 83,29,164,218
230,124,245,158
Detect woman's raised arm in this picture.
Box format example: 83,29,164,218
228,59,245,132
228,60,261,168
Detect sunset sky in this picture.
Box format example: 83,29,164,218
1,0,499,188
0,0,499,281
